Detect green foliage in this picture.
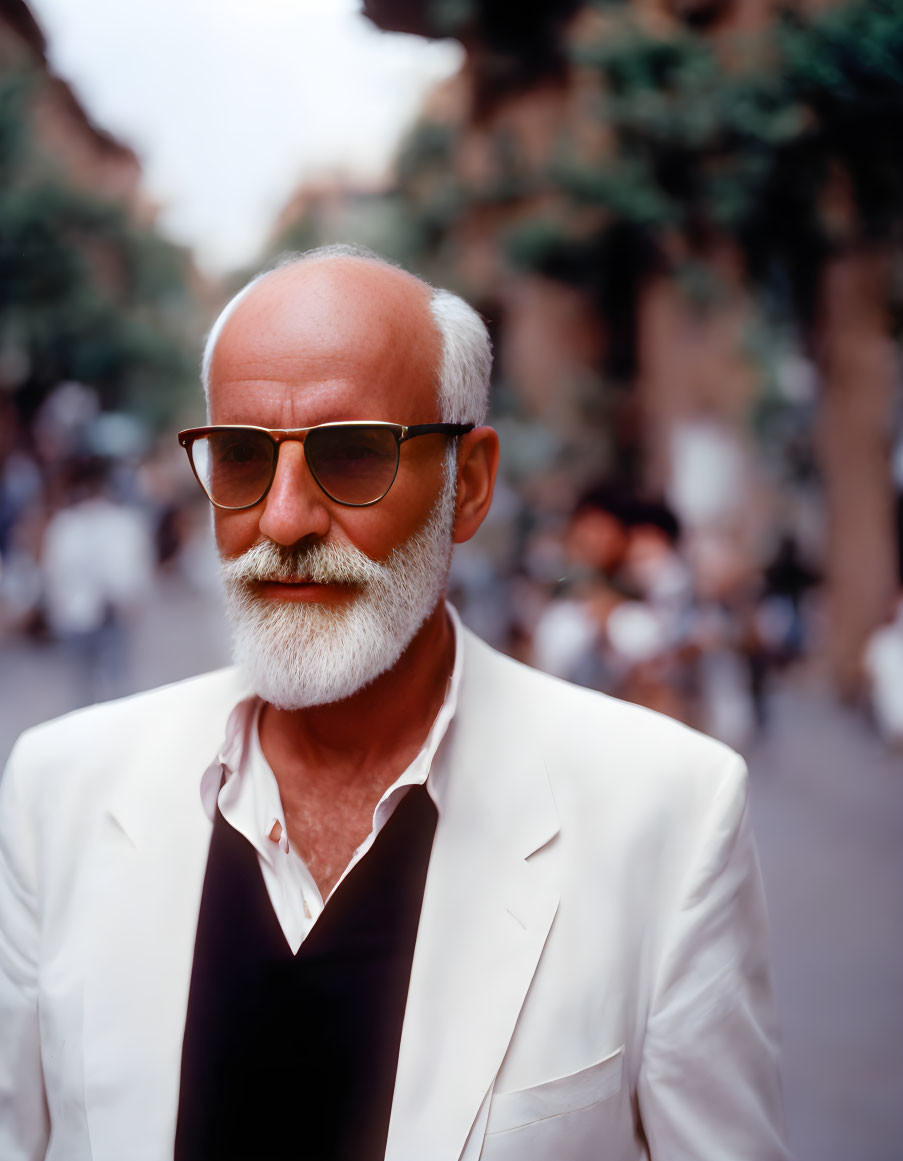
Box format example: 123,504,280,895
394,120,467,251
576,0,903,250
425,0,477,38
0,73,31,185
571,25,805,237
493,0,903,353
505,217,574,270
555,154,674,225
396,121,457,185
0,63,197,427
782,0,903,101
779,0,903,237
387,0,903,382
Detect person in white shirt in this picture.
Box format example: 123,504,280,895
41,458,153,704
0,245,788,1161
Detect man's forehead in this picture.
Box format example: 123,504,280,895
211,257,439,385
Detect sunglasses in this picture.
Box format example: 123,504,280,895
178,421,474,509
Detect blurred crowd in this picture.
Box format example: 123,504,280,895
451,470,822,752
449,419,903,754
3,384,903,752
0,382,215,708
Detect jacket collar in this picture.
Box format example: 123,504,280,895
387,628,561,1161
106,666,250,850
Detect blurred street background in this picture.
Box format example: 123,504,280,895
1,0,902,1157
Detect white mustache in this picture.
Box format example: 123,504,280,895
220,539,385,589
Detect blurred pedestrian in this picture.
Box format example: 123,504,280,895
758,533,820,666
863,595,903,750
531,484,636,687
41,456,153,704
616,499,695,722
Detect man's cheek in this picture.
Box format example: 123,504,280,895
214,512,257,559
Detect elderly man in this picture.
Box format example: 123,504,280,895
0,246,787,1161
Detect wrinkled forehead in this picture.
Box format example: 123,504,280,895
208,258,442,416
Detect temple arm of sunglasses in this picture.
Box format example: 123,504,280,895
400,423,474,442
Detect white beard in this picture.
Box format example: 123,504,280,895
219,458,457,709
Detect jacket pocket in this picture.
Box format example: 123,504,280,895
485,1044,625,1135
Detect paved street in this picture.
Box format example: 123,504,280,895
746,681,903,1161
1,573,901,1161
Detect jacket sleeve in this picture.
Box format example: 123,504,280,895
0,737,51,1160
637,753,789,1161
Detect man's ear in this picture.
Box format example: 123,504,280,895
452,426,499,545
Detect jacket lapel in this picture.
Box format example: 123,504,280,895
386,632,561,1161
81,671,243,1160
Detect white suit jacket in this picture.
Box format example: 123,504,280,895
0,628,788,1161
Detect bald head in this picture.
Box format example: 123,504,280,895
202,245,492,425
210,256,439,421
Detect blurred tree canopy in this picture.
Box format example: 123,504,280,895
0,68,198,429
377,0,903,375
364,0,583,107
514,0,903,356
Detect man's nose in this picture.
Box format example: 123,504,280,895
257,440,331,546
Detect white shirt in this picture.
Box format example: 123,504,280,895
42,497,153,634
199,605,463,953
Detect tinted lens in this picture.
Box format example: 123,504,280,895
305,425,399,505
192,430,275,508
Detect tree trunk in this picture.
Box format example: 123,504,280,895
634,267,763,559
814,247,899,700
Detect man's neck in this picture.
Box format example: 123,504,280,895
259,601,455,796
257,602,455,897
